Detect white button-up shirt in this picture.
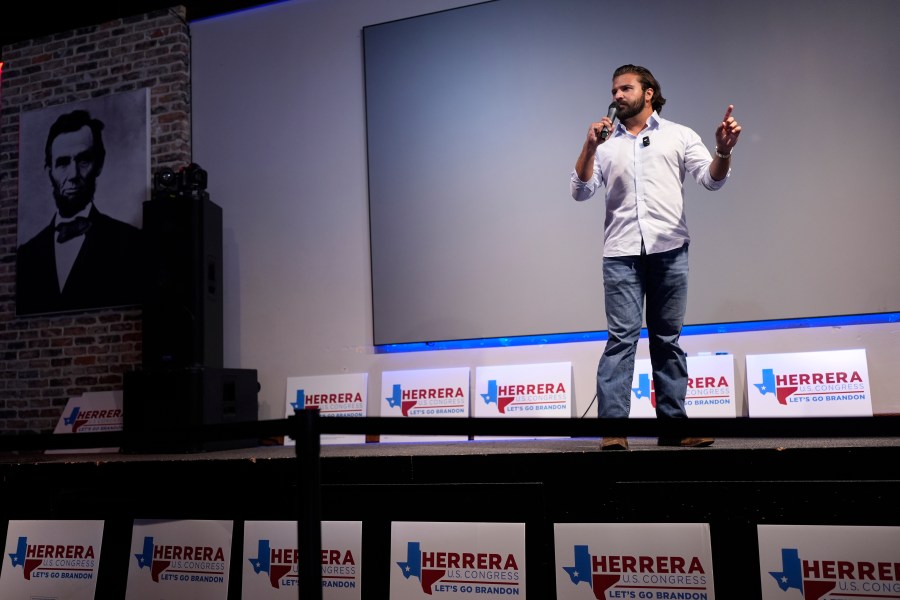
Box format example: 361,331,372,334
570,112,728,257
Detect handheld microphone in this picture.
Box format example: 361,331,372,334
600,102,617,140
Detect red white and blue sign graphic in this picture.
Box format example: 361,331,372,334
474,362,571,418
746,350,872,417
630,355,736,418
473,362,572,439
390,521,525,599
60,404,122,433
379,368,470,442
554,523,715,599
47,391,124,454
758,525,900,600
285,373,368,445
126,519,232,600
242,520,362,599
0,520,103,598
286,374,367,416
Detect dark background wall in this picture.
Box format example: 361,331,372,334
0,1,276,50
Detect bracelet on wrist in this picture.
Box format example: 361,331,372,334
715,147,732,159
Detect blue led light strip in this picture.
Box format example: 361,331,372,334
375,312,900,354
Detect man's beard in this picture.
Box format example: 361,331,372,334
616,95,646,121
52,179,95,218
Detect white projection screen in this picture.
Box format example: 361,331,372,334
364,0,900,346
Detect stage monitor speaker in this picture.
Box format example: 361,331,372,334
141,196,223,370
122,367,259,453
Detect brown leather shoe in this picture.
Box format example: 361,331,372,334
658,437,714,447
601,437,629,451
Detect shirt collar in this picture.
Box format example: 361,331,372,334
614,111,662,137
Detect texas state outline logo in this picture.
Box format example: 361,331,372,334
631,373,656,409
754,369,800,405
396,541,521,596
248,538,297,589
767,547,900,600
62,405,88,432
560,544,710,600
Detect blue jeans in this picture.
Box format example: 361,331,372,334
597,243,689,422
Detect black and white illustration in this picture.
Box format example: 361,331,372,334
16,88,150,316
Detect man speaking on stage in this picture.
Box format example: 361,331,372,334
570,64,742,450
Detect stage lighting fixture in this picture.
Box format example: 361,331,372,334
151,163,209,201
152,167,180,201
181,163,208,192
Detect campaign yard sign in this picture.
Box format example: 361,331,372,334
629,355,738,419
125,519,232,600
554,522,716,600
242,520,362,599
757,524,900,600
473,361,573,439
46,390,123,454
379,367,471,443
0,519,104,599
285,373,368,445
390,521,525,600
746,349,873,417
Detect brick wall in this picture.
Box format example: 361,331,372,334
0,7,191,433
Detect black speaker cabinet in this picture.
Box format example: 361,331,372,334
141,196,223,370
122,367,260,453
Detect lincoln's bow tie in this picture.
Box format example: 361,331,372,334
55,217,92,243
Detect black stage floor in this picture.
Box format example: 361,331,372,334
4,430,900,462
